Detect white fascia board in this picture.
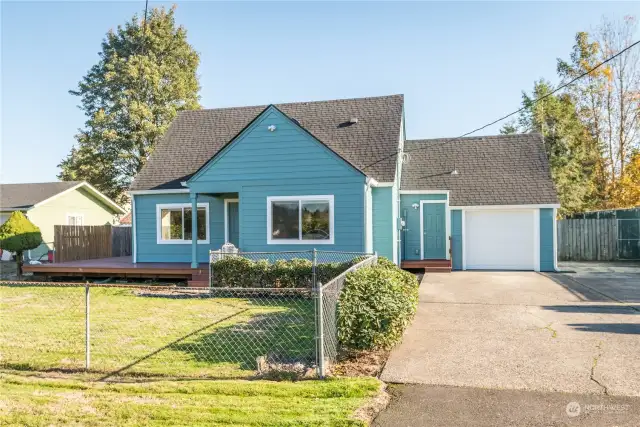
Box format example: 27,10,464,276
400,190,450,195
450,204,561,210
373,182,394,187
128,189,190,195
32,182,125,214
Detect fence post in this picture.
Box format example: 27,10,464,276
316,281,325,378
85,284,90,370
311,249,317,289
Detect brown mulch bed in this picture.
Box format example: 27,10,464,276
332,349,390,378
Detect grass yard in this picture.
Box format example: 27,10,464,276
0,372,381,426
1,285,316,379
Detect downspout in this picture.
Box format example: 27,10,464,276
364,177,375,253
396,110,406,265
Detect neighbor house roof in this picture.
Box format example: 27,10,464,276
401,134,559,206
0,181,125,213
130,94,404,191
118,211,132,225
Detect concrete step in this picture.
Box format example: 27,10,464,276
424,266,452,273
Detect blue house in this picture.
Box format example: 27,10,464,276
129,95,559,272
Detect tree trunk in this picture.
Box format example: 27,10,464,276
16,251,23,280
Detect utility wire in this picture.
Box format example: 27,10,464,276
363,39,640,171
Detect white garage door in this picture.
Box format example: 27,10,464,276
465,209,535,270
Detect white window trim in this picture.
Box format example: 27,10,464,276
66,213,84,226
419,200,451,260
156,203,210,245
224,198,239,244
266,195,335,245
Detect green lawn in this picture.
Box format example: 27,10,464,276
0,372,381,426
1,285,316,379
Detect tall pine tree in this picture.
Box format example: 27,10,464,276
59,6,200,204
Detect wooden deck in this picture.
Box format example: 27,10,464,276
23,256,208,280
401,259,452,273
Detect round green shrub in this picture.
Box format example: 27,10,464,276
338,263,419,350
375,256,397,269
0,211,43,278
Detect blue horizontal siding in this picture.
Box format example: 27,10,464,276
372,187,394,260
240,182,364,252
451,210,462,270
125,105,369,260
189,107,361,184
134,194,225,263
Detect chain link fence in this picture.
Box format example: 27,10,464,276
1,251,376,380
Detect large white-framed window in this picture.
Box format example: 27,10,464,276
66,213,84,226
267,195,334,245
156,203,210,244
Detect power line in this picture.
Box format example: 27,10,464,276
363,38,640,171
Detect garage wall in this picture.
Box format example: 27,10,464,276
451,210,462,270
539,208,555,272
454,207,556,272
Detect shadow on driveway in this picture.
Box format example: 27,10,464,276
544,272,640,303
542,305,640,314
567,323,640,335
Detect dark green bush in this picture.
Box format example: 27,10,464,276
210,255,378,288
338,262,418,350
210,256,256,287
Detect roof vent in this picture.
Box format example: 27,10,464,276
291,118,301,126
349,117,359,124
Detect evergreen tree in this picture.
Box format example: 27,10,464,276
501,80,598,216
59,6,201,204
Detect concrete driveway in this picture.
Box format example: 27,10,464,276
381,270,640,397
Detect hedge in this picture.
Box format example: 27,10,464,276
210,256,364,288
338,258,419,350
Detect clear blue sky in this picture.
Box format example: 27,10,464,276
2,1,638,184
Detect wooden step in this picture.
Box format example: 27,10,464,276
187,280,209,288
402,259,451,268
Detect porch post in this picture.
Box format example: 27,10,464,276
190,192,198,268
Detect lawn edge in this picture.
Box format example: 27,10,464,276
352,379,390,425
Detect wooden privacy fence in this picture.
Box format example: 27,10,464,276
112,226,132,257
54,225,132,263
557,218,618,261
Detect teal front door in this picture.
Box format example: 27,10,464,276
227,201,240,248
422,203,446,259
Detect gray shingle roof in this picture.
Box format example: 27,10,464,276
0,181,82,210
130,94,404,190
401,134,559,206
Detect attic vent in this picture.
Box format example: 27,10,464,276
349,117,359,124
